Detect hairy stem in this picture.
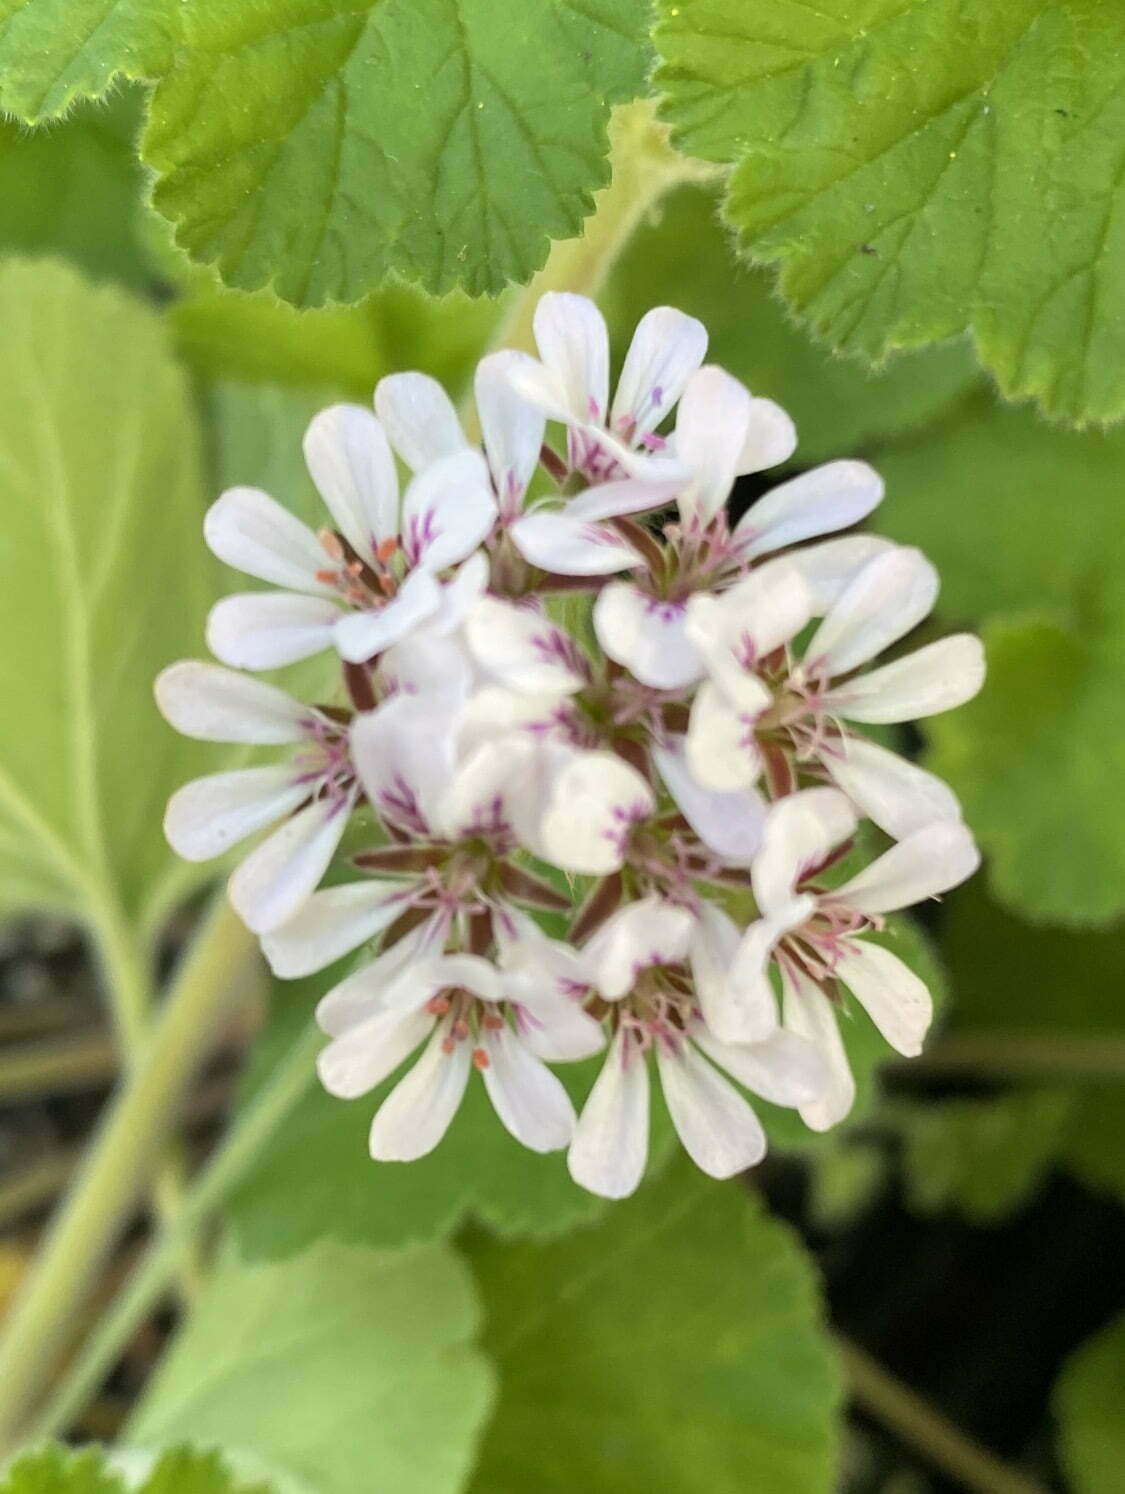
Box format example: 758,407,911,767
838,1336,1049,1494
0,898,256,1453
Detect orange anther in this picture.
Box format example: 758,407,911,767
378,573,396,596
441,1036,456,1055
376,536,399,565
318,529,345,560
482,1013,505,1031
472,1047,490,1070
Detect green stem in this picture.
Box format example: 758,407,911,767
0,1030,117,1103
838,1337,1049,1494
0,897,256,1454
29,1023,322,1444
899,1032,1125,1081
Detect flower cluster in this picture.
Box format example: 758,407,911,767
157,294,985,1199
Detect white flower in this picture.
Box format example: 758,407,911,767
156,662,359,933
566,897,828,1197
204,402,496,670
317,934,602,1160
733,788,980,1129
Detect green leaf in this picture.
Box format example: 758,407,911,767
806,1140,886,1233
927,611,1125,926
465,1158,841,1493
0,1,179,123
0,259,220,927
892,1089,1073,1225
0,1444,271,1494
1054,1314,1125,1492
129,1240,494,1494
604,185,983,467
1062,1090,1125,1207
0,91,153,293
654,1,1125,425
143,0,651,305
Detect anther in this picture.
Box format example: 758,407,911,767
472,1047,490,1070
376,536,399,565
318,529,345,560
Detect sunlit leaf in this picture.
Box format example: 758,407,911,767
0,1444,272,1494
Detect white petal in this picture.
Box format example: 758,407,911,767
228,790,354,934
516,996,605,1062
538,750,656,875
465,595,586,693
691,901,776,1043
653,737,766,865
164,766,307,862
782,535,896,613
303,404,398,561
435,737,531,842
752,787,857,913
475,350,545,507
315,916,446,1037
685,680,765,792
584,896,694,1000
317,1006,432,1100
481,1025,576,1152
155,661,311,744
206,592,340,670
457,685,579,754
532,292,610,422
568,1031,649,1198
825,634,986,723
835,938,933,1057
374,371,466,471
686,560,812,705
657,1043,767,1178
824,736,962,841
673,365,751,527
696,1025,829,1107
401,449,496,571
334,567,442,663
426,952,504,1002
594,582,703,689
509,510,641,576
261,879,416,978
381,628,475,704
564,474,682,523
726,901,809,1025
204,486,333,596
611,306,708,438
836,820,980,913
735,460,884,560
736,398,797,474
429,549,491,633
369,1018,473,1160
350,694,457,835
806,547,938,677
781,966,856,1131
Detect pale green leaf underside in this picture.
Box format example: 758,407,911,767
143,0,652,304
655,0,1125,425
0,1443,272,1494
467,1159,841,1493
129,1241,494,1494
0,259,220,926
1054,1313,1125,1492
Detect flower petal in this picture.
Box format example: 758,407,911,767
685,680,766,792
736,397,797,474
611,306,708,438
374,371,466,471
568,1031,649,1198
228,789,355,934
835,937,934,1057
465,596,587,693
317,1006,432,1100
725,901,810,1025
303,403,398,561
401,449,496,571
836,820,980,914
695,1025,829,1107
825,634,986,723
334,566,442,663
584,895,694,999
315,916,447,1037
824,736,962,841
673,365,751,527
657,1042,767,1178
752,788,856,912
475,350,546,509
782,535,896,613
350,693,458,836
594,582,703,689
806,546,938,677
509,510,641,576
686,560,812,705
204,486,333,596
481,1025,576,1152
563,474,683,523
734,460,883,560
532,291,610,422
164,766,307,862
206,592,341,670
260,879,416,978
155,661,312,744
368,1017,473,1161
538,750,656,876
653,737,766,865
692,901,776,1043
781,966,856,1131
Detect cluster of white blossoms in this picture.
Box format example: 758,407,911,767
157,294,985,1199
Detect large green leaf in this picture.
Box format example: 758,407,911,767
129,1240,494,1494
0,259,220,928
143,0,651,305
655,1,1125,425
0,1444,271,1494
1054,1314,1125,1492
465,1159,841,1493
604,186,982,467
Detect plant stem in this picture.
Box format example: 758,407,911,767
0,1030,117,1102
899,1032,1125,1081
838,1336,1049,1494
0,897,256,1454
29,1023,322,1444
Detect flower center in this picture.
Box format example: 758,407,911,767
314,529,401,610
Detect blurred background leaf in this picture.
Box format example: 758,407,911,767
1053,1313,1125,1493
